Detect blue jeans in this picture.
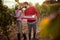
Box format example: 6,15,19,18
17,21,22,40
17,21,22,34
28,22,36,40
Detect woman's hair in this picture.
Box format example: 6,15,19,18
15,5,22,10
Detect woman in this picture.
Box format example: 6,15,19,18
15,5,22,40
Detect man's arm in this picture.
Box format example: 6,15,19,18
33,7,39,17
33,7,39,21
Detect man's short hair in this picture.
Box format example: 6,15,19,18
24,2,28,5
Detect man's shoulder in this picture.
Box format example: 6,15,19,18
30,6,36,9
30,6,35,8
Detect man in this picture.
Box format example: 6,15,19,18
23,2,39,40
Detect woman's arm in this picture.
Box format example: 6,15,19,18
15,10,22,18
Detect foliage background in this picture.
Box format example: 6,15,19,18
0,0,60,40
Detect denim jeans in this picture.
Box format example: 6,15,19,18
28,22,36,40
17,21,22,34
17,21,22,40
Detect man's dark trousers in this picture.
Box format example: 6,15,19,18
28,22,36,40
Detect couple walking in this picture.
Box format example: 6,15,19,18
15,2,39,40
